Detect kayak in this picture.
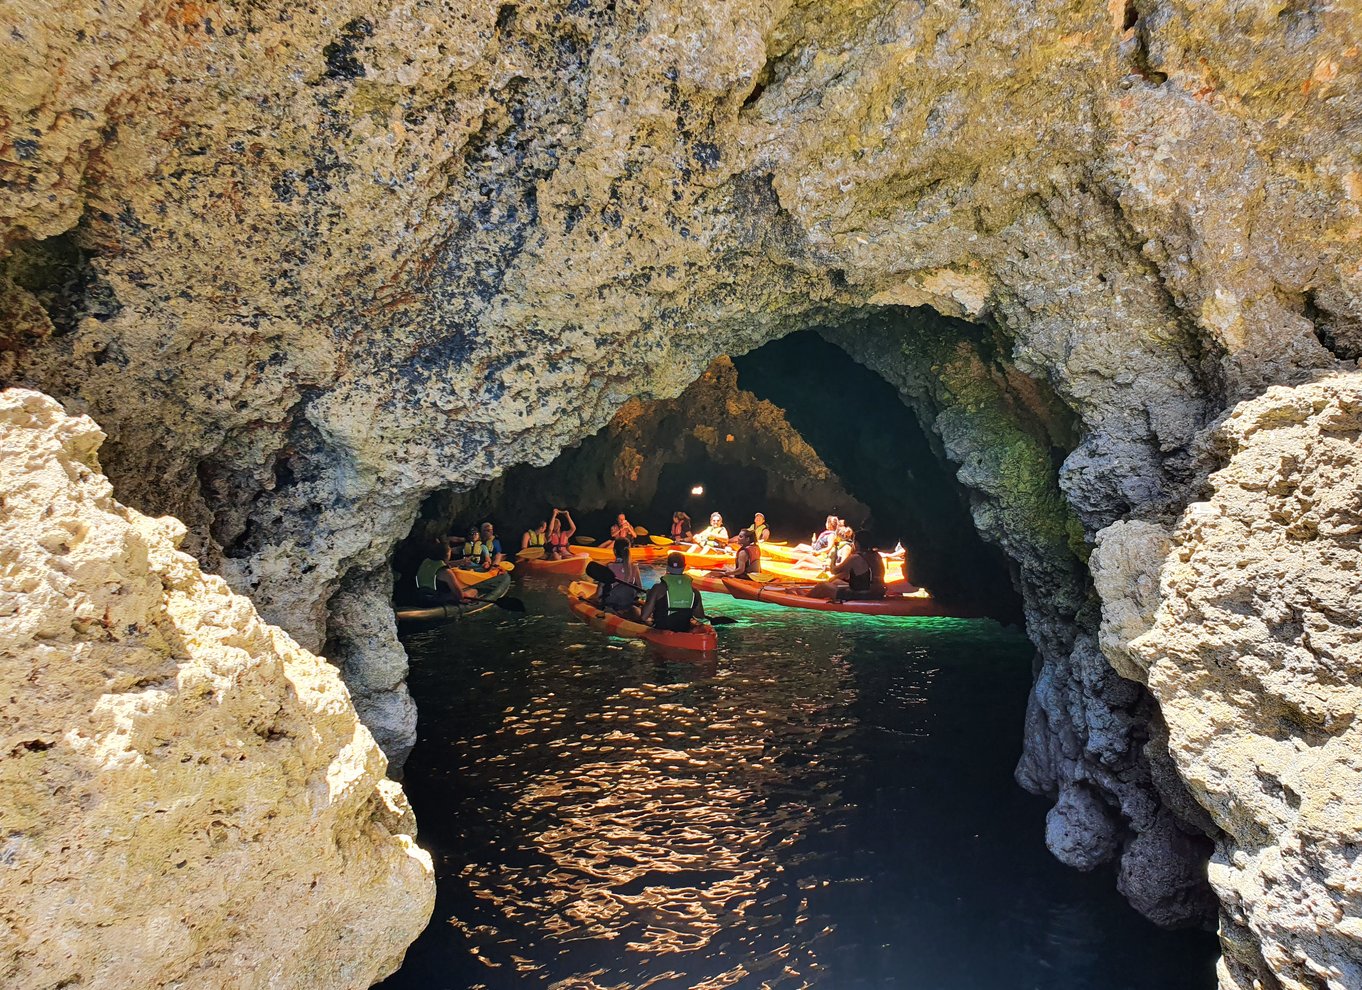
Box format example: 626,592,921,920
570,544,670,564
720,577,963,617
515,553,587,576
452,565,509,586
564,580,718,652
396,572,512,622
758,556,907,585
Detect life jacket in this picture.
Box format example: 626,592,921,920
415,558,445,592
752,522,769,543
547,527,568,549
660,573,695,615
848,549,885,593
466,538,488,563
527,529,546,547
737,542,762,575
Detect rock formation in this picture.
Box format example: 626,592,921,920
410,354,867,547
1094,374,1362,990
0,389,434,988
3,0,1362,979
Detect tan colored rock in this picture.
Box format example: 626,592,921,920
3,0,1362,955
0,389,434,989
1099,373,1362,990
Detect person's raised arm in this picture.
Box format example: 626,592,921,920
562,510,576,537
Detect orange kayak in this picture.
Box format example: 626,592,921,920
565,581,717,652
570,544,670,564
516,554,587,576
720,577,964,617
453,566,503,586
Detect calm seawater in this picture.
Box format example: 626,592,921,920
381,571,1217,990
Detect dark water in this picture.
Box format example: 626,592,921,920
382,572,1217,990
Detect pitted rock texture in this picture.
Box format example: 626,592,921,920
414,355,868,540
3,0,1361,955
0,389,434,989
1094,373,1362,990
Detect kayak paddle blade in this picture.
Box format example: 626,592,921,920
572,536,597,545
649,535,674,546
492,596,526,613
517,547,546,560
634,526,649,536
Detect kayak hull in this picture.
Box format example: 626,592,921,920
516,553,588,575
570,544,670,564
720,577,961,617
565,580,717,652
396,572,511,622
758,556,907,585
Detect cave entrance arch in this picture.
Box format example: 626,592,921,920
401,323,1024,621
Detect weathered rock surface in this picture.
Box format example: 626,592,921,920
1094,373,1362,989
3,0,1361,972
0,389,434,989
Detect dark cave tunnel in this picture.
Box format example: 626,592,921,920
399,328,1024,624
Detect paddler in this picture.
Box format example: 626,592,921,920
609,512,639,546
749,512,770,544
640,551,707,631
545,508,575,559
718,528,762,578
594,537,643,618
671,510,693,544
414,539,477,602
810,530,885,600
475,521,504,570
691,512,729,551
521,518,548,552
809,515,838,554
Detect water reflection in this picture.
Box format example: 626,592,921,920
386,576,1217,990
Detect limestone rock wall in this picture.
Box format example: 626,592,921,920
1094,374,1362,990
3,0,1362,969
0,389,434,989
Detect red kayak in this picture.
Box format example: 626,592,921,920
565,580,718,652
720,577,967,617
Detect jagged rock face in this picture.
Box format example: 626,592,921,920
1094,374,1362,990
411,355,867,544
3,0,1361,969
0,390,434,989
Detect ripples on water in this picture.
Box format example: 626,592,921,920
382,572,1217,990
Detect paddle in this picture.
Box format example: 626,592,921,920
635,526,649,536
649,534,675,547
486,595,526,613
572,535,597,545
517,546,546,560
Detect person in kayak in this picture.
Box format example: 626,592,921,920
609,512,639,545
521,518,548,552
749,512,770,544
811,530,885,600
641,552,707,631
804,515,839,554
719,529,762,578
594,537,643,617
691,512,729,551
474,521,504,570
546,508,575,559
671,511,693,544
414,539,477,603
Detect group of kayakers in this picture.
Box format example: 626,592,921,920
410,504,895,633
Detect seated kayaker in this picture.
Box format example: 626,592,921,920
546,508,575,559
609,512,639,546
414,540,476,603
807,515,839,554
521,519,548,552
810,531,885,600
691,512,729,551
447,525,478,565
478,522,505,570
718,529,762,578
595,537,643,618
671,510,693,544
749,512,770,544
641,552,707,631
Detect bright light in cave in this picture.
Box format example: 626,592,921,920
690,484,705,496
